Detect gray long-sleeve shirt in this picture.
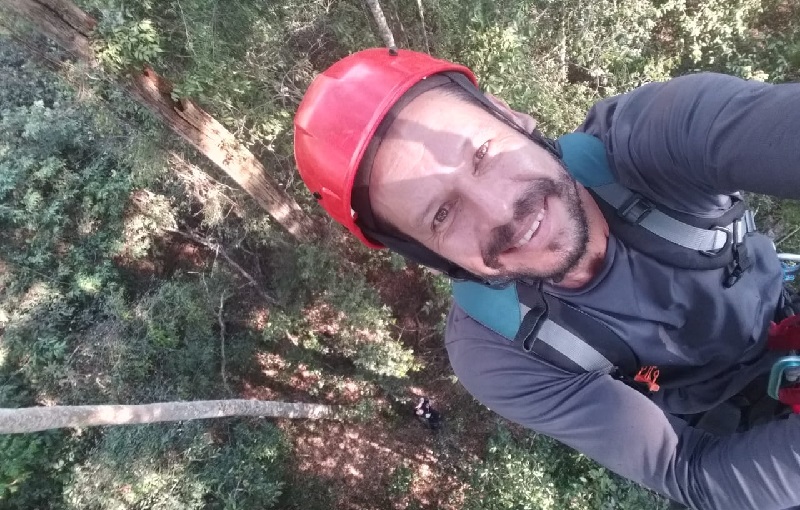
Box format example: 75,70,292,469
445,74,800,510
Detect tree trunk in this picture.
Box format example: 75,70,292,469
126,68,319,241
2,0,320,242
3,0,95,61
364,0,397,51
0,400,341,433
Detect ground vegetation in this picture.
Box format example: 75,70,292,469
1,0,799,508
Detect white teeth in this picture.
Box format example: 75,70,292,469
514,209,545,248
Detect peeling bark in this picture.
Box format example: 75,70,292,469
4,0,95,62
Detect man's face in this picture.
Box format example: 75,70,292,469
368,88,590,282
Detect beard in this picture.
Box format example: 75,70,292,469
480,171,589,284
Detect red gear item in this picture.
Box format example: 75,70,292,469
778,387,800,413
767,314,800,351
293,48,476,248
767,315,800,413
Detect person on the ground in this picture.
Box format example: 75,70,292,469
293,48,800,510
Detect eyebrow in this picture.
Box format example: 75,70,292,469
417,199,438,231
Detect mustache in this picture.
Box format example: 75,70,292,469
481,178,562,268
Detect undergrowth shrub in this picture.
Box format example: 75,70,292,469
261,243,421,382
0,369,77,510
2,289,76,396
120,275,239,400
64,421,287,510
0,431,73,509
464,425,669,510
0,41,161,299
93,18,164,73
0,99,129,290
659,0,763,73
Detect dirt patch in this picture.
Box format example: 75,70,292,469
281,412,473,510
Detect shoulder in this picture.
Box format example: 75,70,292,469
445,303,589,404
444,303,648,433
576,73,764,214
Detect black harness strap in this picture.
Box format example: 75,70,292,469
512,284,640,377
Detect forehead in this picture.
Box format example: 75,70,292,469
370,88,497,181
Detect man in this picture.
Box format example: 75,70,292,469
294,48,800,509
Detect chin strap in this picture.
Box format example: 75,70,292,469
359,226,477,281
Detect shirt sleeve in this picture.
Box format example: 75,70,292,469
578,73,800,214
445,304,800,510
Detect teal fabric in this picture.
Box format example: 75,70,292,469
451,281,520,340
557,132,615,187
450,132,611,341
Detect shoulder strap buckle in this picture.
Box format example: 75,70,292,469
700,226,732,256
617,195,654,224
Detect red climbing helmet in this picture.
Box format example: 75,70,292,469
293,48,477,248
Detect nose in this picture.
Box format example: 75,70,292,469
456,171,514,230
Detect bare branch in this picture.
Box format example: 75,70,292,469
0,400,341,433
777,225,800,247
167,228,278,305
218,291,231,392
416,0,429,53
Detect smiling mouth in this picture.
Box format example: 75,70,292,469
484,191,553,267
513,208,546,249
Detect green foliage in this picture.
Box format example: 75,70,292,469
0,99,129,287
659,0,764,74
198,422,287,509
2,290,74,392
0,42,160,301
464,425,669,510
0,432,72,509
0,377,75,509
387,463,415,497
94,18,163,73
354,339,421,379
4,0,800,509
749,194,800,253
430,0,670,134
264,243,420,379
79,274,242,402
118,191,177,260
64,421,287,510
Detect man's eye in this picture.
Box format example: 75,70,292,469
432,207,449,229
474,140,490,164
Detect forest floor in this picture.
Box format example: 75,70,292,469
247,264,495,510
239,275,495,508
126,223,496,509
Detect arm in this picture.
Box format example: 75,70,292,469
446,305,800,510
579,73,800,212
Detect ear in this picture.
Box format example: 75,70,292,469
484,93,538,133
